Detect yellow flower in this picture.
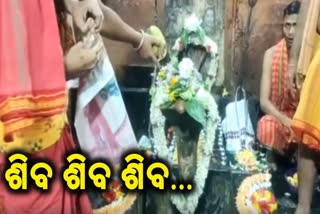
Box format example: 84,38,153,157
222,88,229,97
159,70,166,80
115,191,123,200
287,173,298,187
169,91,176,102
237,150,257,169
170,76,179,86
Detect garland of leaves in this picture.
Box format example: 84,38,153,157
149,14,220,214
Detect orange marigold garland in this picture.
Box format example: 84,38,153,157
92,180,137,214
236,173,278,214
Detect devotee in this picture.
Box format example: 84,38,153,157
287,0,320,213
62,0,163,65
0,1,92,213
257,1,300,161
0,0,163,213
57,0,164,159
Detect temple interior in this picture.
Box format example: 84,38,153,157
66,0,320,213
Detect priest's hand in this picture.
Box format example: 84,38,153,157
64,33,104,79
65,0,104,33
136,33,166,67
288,63,300,103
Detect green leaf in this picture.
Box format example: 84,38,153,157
149,86,156,96
198,28,206,42
170,57,179,70
179,89,193,100
181,31,189,47
160,101,173,109
185,99,206,127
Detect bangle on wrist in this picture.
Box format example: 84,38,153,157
133,30,145,52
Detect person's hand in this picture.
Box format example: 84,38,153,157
281,115,296,141
64,33,104,79
295,73,305,92
68,0,104,33
281,115,292,128
137,33,166,67
288,63,299,102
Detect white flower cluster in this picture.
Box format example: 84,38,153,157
151,57,202,108
149,13,221,214
178,58,194,79
184,14,202,33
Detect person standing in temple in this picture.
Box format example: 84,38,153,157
57,0,165,162
257,1,301,163
0,0,93,213
287,0,320,213
0,0,163,213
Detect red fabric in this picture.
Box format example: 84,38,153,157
0,1,92,213
0,0,67,135
0,126,92,214
257,115,294,155
257,39,297,154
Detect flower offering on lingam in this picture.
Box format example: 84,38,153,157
149,13,220,214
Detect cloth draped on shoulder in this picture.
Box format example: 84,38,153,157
291,0,320,151
0,0,68,153
257,39,296,154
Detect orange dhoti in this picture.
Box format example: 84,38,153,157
258,112,295,155
257,39,297,155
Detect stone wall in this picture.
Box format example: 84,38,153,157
225,0,295,95
103,0,295,96
164,0,225,87
102,0,166,82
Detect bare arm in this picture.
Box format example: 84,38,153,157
260,48,291,126
98,2,143,48
64,0,164,65
98,2,165,64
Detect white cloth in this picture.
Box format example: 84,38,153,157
67,79,79,89
74,48,138,164
221,92,255,153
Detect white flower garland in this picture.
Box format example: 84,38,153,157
149,14,221,214
150,90,220,214
172,14,219,91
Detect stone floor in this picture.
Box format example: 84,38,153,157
88,166,320,214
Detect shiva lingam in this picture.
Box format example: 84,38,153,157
163,99,203,180
149,14,220,214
